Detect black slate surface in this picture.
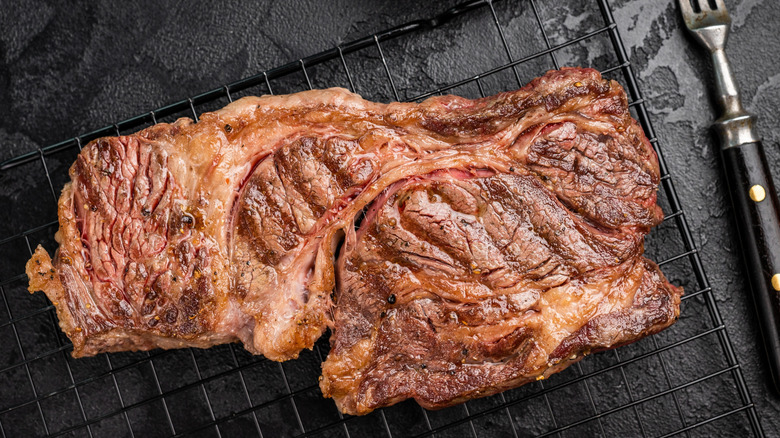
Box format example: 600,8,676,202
1,0,779,436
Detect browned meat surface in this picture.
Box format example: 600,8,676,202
322,170,678,414
26,67,682,414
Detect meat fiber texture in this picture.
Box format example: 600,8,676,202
26,67,682,415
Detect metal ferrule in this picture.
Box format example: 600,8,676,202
714,112,760,149
708,44,761,148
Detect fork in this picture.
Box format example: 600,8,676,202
680,0,780,392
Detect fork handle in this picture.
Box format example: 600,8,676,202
721,140,780,392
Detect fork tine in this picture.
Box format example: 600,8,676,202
678,0,695,19
713,0,728,12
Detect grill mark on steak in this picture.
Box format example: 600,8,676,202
516,120,662,231
26,67,682,415
230,133,380,359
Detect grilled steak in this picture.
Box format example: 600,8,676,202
26,67,682,414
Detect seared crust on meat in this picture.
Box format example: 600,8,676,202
26,67,681,414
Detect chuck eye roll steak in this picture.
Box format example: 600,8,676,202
26,68,682,415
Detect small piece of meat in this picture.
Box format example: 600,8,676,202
26,67,681,414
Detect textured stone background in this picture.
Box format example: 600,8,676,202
1,0,779,436
611,0,780,435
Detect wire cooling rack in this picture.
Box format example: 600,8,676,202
0,0,766,436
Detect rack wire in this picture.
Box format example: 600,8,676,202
0,0,765,436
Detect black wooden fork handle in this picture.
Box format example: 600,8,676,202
721,140,780,392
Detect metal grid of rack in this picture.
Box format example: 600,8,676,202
0,0,765,436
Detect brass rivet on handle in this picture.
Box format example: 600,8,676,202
773,274,780,292
749,185,766,202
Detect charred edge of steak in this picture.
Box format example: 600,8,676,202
27,246,83,349
419,68,614,138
